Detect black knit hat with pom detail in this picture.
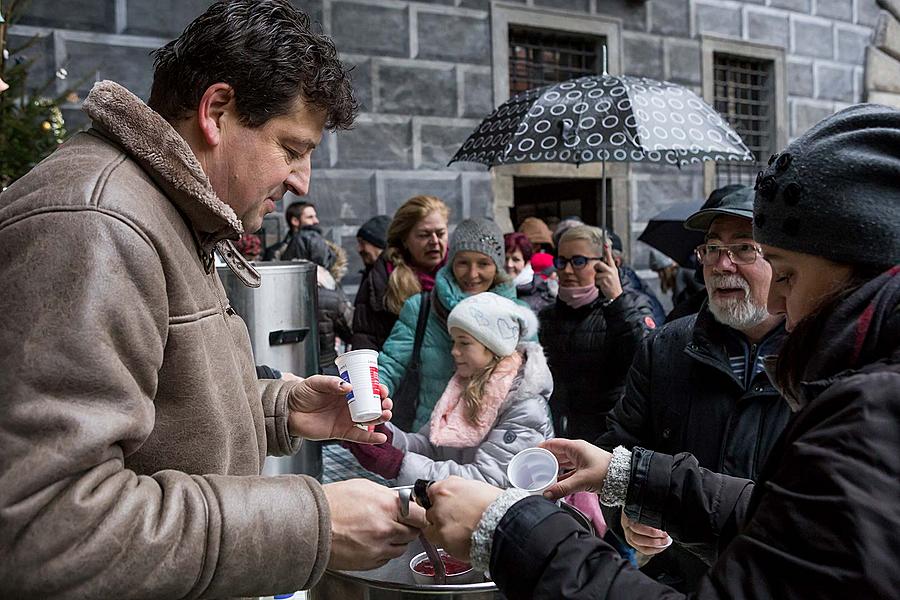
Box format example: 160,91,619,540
753,103,900,269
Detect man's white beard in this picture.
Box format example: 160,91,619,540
707,274,771,330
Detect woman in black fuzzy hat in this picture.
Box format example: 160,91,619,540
411,104,900,600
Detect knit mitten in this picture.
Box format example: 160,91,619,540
344,432,403,479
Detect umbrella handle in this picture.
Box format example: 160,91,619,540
601,156,607,248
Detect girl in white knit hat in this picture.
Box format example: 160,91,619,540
345,292,554,486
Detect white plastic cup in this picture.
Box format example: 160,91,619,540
334,349,382,423
507,447,559,495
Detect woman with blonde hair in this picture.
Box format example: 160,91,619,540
350,195,449,350
378,218,523,431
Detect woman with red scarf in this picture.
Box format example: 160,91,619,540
350,195,449,351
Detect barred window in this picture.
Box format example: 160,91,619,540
508,26,604,95
712,53,776,187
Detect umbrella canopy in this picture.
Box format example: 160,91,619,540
637,202,705,266
450,74,753,168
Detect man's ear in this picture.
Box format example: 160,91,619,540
196,83,236,147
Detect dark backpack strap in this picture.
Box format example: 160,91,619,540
390,292,432,431
410,292,431,365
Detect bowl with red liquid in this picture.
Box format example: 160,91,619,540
409,549,482,585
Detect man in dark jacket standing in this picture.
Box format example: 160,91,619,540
539,225,656,441
351,215,392,350
596,186,789,590
356,215,390,269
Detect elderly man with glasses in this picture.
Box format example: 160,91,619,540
594,185,790,592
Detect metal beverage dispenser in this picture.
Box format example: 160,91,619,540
217,260,322,479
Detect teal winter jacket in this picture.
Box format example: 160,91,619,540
379,265,522,430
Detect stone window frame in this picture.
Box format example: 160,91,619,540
701,35,787,199
489,1,629,243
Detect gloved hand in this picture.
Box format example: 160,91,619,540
374,423,394,444
343,424,403,479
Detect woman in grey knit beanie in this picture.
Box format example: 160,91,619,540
447,218,509,294
378,217,522,431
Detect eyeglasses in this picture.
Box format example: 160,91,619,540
553,255,603,270
694,242,763,266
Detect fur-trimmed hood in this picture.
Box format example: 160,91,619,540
82,81,243,243
505,341,554,412
325,239,348,282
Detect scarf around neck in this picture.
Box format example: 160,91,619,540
557,283,600,309
429,352,523,447
384,258,445,292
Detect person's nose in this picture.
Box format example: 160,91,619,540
285,158,311,196
712,249,737,274
766,282,786,316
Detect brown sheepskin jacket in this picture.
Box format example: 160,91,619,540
0,81,331,598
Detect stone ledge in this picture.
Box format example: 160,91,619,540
865,46,900,94
866,90,900,109
874,10,900,61
876,0,900,21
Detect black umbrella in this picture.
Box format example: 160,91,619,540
637,202,704,266
450,73,753,236
450,74,753,168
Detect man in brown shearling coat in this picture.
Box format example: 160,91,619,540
0,2,424,598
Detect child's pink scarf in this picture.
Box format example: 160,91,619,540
429,352,523,447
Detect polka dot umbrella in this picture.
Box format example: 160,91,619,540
449,73,754,238
450,74,754,168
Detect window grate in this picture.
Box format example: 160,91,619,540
508,26,603,95
713,53,775,188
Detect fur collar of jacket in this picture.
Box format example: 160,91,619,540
82,81,243,247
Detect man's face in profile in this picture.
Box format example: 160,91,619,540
357,237,382,267
210,94,327,233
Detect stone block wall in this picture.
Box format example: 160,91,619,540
7,0,878,278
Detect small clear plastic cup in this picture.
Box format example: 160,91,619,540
507,447,559,495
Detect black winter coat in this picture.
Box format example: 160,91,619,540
596,307,789,590
539,289,655,441
516,275,555,314
350,254,396,351
621,265,667,327
317,282,353,375
263,226,335,267
489,266,900,599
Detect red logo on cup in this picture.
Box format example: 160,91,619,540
370,366,381,401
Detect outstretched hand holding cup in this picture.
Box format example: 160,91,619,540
538,438,613,500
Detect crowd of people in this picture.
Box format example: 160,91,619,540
0,1,896,599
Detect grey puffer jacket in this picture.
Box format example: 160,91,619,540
387,342,554,486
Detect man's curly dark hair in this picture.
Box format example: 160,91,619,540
148,0,357,130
